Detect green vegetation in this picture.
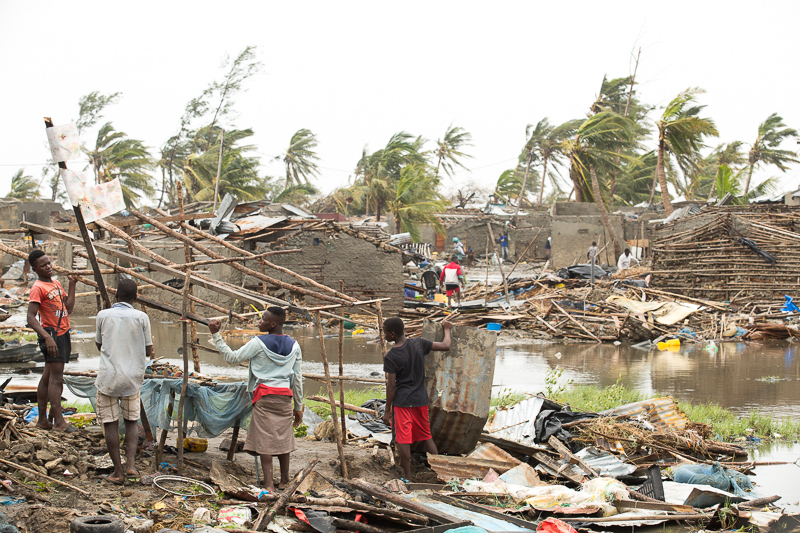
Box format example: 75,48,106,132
306,387,385,419
61,401,95,413
490,388,528,413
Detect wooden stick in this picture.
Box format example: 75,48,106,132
330,518,385,533
306,396,378,415
313,311,347,478
176,271,191,475
551,301,601,343
484,235,490,306
338,280,347,446
254,459,318,531
560,514,710,523
505,224,545,279
375,301,386,357
178,181,201,373
227,425,240,461
0,457,89,496
174,249,302,270
126,211,346,305
347,478,464,525
302,373,386,384
486,223,510,304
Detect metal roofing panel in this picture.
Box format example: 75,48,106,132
467,442,522,465
428,455,517,481
228,215,287,236
599,397,689,431
417,499,536,532
574,447,637,478
483,397,545,446
281,204,315,218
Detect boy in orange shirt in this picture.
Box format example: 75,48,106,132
26,249,77,432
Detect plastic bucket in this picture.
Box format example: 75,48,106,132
487,322,502,331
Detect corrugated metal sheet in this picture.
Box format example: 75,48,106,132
228,215,287,236
281,204,315,218
422,322,496,455
599,397,689,431
416,497,536,532
483,397,546,446
428,455,517,482
574,447,637,478
468,442,521,465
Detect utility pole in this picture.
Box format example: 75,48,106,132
213,129,225,211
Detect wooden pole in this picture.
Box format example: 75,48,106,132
130,210,348,305
484,236,490,306
253,459,318,531
375,301,386,357
176,271,191,475
338,280,347,446
504,224,545,280
178,181,200,373
485,223,510,304
43,117,110,310
313,311,347,478
213,129,225,211
155,390,175,468
0,457,90,496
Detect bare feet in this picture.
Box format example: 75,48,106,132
264,484,276,493
35,421,52,430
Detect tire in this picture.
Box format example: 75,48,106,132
70,516,124,533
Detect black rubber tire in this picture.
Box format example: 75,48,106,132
70,516,124,533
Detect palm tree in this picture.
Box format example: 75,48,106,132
565,112,636,259
713,163,776,204
655,88,719,215
85,122,156,208
494,167,530,205
386,164,447,240
282,129,320,189
273,183,319,206
433,124,473,179
5,169,40,201
183,129,267,201
354,132,426,220
743,113,799,194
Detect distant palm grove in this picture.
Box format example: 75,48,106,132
7,47,798,242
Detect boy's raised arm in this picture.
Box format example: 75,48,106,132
430,321,453,352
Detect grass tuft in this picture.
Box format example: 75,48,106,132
306,387,385,419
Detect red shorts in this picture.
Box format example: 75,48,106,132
444,284,460,297
393,405,432,444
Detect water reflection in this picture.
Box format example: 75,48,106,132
3,318,799,420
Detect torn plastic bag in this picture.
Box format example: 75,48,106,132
534,409,599,448
355,399,389,433
733,237,777,266
781,295,799,313
671,461,753,497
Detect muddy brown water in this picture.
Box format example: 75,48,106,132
4,317,800,509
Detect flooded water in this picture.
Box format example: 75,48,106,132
3,313,799,508
5,315,800,420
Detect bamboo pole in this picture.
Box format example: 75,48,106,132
179,221,357,303
173,249,302,270
376,301,386,357
72,250,245,320
313,311,347,478
486,223,510,304
130,211,345,305
338,280,346,446
504,224,544,280
44,117,110,310
176,271,191,475
484,236,490,306
178,181,200,373
253,459,318,531
0,457,90,496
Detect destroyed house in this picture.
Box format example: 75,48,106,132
650,205,800,302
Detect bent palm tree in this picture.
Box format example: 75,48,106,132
6,169,40,201
283,129,320,189
566,112,636,259
387,164,447,240
433,124,473,179
85,122,156,208
655,88,718,215
744,113,799,194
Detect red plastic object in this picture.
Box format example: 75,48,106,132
537,517,579,533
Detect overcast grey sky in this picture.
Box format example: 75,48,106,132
2,1,799,201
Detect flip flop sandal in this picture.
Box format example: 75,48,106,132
102,474,124,486
53,425,77,434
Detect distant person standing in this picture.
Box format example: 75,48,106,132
544,237,551,261
95,279,153,484
466,247,475,267
499,234,509,261
26,249,77,433
617,248,640,271
587,242,598,262
452,238,465,261
382,317,453,481
440,256,465,308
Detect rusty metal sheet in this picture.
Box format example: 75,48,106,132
599,396,689,431
468,442,521,465
228,215,287,236
428,454,517,482
422,321,497,455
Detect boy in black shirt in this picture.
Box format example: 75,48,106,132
382,317,452,480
